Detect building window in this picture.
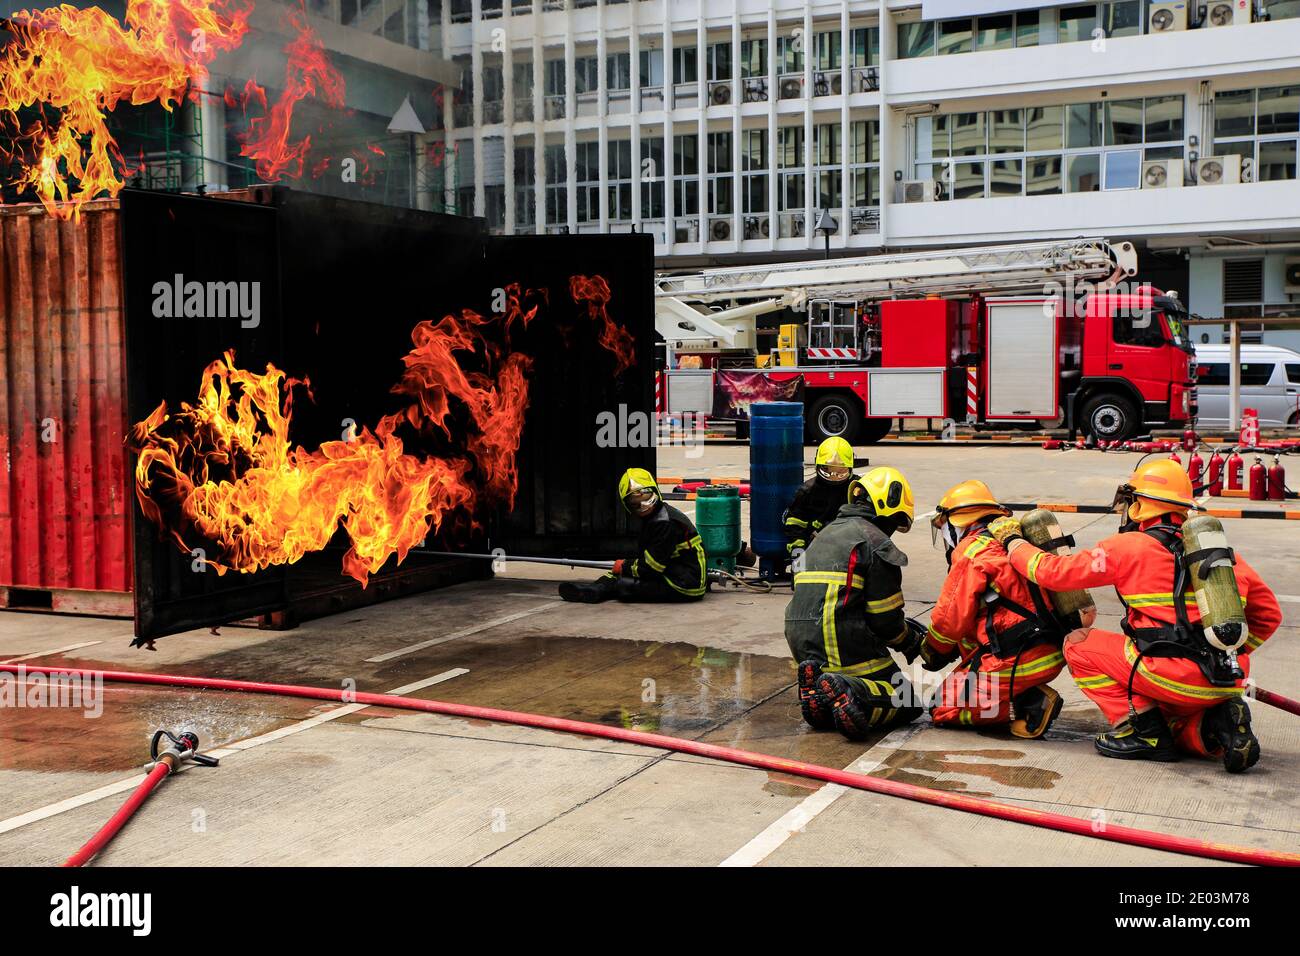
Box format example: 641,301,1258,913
514,146,535,228
707,42,732,81
742,128,768,214
707,132,733,215
899,9,1037,58
851,120,881,208
673,46,698,85
673,134,699,218
608,140,634,221
575,141,600,222
607,52,631,91
917,96,1184,198
814,31,840,70
776,34,803,74
544,143,566,226
574,56,599,95
740,38,767,78
850,27,880,67
777,126,804,211
641,137,665,218
1214,86,1300,182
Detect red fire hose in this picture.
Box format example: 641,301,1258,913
1255,686,1300,717
64,763,171,868
17,664,1300,867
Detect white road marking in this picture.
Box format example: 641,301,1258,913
1274,594,1300,604
1,641,104,664
718,721,929,868
364,602,564,663
0,667,467,838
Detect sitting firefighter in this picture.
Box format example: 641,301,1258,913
558,468,707,604
782,437,859,559
993,459,1282,772
785,467,925,740
923,481,1082,739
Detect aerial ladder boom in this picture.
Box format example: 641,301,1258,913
655,237,1138,349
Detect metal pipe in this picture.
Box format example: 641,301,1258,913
422,550,616,570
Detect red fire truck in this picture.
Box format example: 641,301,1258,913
656,238,1197,443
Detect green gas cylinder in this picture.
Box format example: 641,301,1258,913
695,484,741,573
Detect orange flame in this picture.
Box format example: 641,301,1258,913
234,8,344,182
571,274,636,376
0,0,250,218
129,282,632,586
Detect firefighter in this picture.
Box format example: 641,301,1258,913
992,459,1282,772
924,481,1081,739
782,436,859,558
785,466,925,739
558,467,707,604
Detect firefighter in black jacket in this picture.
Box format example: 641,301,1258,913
783,437,858,557
785,467,925,739
559,468,708,604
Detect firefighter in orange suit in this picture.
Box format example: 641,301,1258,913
991,460,1282,772
922,481,1076,738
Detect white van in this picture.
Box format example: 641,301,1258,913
1193,344,1300,428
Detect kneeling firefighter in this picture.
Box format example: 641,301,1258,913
924,481,1085,739
558,468,707,604
782,437,859,557
784,467,926,740
993,459,1282,772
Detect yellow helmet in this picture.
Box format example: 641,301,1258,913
848,466,914,533
1113,459,1196,523
933,479,1011,531
618,467,661,516
814,436,854,482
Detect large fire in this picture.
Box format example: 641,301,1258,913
130,279,631,585
0,1,344,219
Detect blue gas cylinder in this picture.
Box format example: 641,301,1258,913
748,401,804,578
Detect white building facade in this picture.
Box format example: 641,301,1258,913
437,0,1300,346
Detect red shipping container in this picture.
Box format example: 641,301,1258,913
0,200,133,615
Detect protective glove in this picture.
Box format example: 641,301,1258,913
986,516,1024,546
612,559,627,576
918,640,958,672
887,620,925,664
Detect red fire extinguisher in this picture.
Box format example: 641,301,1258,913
1168,450,1183,467
1268,455,1287,501
1226,450,1244,491
1188,451,1204,490
1249,456,1267,501
1207,451,1224,496
1182,428,1197,452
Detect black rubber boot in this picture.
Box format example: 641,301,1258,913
817,672,919,741
558,577,618,603
1009,685,1064,740
1095,708,1179,762
796,660,834,730
1200,698,1260,774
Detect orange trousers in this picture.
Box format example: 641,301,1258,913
931,644,1065,727
1063,628,1250,757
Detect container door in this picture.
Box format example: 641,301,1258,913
484,234,656,559
985,299,1057,418
122,191,289,643
866,369,945,417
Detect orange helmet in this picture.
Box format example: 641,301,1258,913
1113,459,1196,522
932,479,1010,531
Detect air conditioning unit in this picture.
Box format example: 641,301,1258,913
1196,154,1243,185
710,218,731,241
710,83,731,105
1283,258,1300,295
813,71,842,96
780,77,803,99
790,213,805,237
1141,158,1184,188
743,216,771,240
1203,0,1252,26
899,179,940,203
743,78,768,102
1148,1,1189,31
674,220,699,243
855,67,880,93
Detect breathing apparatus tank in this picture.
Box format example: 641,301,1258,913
1182,514,1248,664
1019,509,1096,620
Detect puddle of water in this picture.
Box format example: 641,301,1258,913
874,748,1061,793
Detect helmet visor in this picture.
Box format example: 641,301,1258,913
1110,483,1136,515
623,488,659,515
816,464,851,483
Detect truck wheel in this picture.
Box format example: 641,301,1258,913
1083,394,1138,442
807,394,863,445
858,416,893,445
